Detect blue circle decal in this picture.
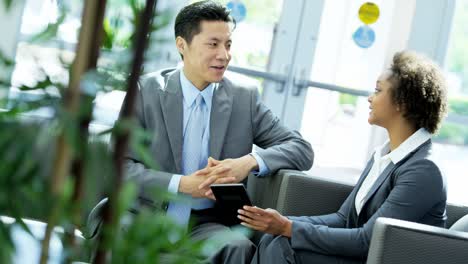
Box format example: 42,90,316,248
226,1,247,23
352,25,375,48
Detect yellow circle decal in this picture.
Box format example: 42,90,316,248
358,2,380,25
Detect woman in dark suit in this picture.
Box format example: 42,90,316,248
238,51,448,264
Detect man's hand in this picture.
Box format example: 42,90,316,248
179,166,234,199
237,206,292,237
198,155,258,193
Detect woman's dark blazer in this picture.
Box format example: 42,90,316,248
288,139,447,259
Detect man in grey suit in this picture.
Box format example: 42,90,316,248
238,51,448,263
123,1,313,263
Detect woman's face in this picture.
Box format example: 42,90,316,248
367,71,401,128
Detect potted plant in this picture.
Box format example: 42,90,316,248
0,0,219,263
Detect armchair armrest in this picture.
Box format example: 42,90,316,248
247,169,354,216
85,197,108,239
367,217,468,264
275,171,354,216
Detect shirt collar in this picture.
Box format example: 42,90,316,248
180,69,215,109
376,128,431,164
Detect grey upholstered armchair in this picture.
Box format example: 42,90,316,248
247,169,468,264
367,216,468,264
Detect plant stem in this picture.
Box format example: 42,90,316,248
93,0,157,263
39,1,107,264
65,0,107,256
64,112,92,262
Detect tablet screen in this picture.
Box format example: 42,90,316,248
210,183,252,206
210,183,252,224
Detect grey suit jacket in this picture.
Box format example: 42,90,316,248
288,140,446,260
123,68,313,211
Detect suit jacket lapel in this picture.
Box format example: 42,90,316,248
350,158,375,215
359,140,431,210
160,70,183,173
361,162,396,210
209,80,233,159
355,157,374,192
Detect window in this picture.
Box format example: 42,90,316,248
300,0,398,171
437,0,468,205
10,0,146,127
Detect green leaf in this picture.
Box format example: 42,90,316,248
9,217,34,238
117,183,138,217
102,18,116,50
28,12,66,43
0,223,14,262
2,0,13,11
0,49,14,67
17,75,54,91
131,132,159,170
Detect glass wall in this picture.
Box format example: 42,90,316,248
300,0,397,170
436,0,468,205
193,0,284,71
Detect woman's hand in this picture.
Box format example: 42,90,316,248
238,206,292,237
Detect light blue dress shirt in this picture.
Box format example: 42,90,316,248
167,70,269,209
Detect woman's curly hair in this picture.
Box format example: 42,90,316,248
389,51,448,134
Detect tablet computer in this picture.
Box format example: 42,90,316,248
210,183,252,224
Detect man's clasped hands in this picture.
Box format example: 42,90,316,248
178,155,258,199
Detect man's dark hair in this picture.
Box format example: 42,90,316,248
175,1,235,47
389,51,448,134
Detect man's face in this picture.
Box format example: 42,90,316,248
176,20,232,90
